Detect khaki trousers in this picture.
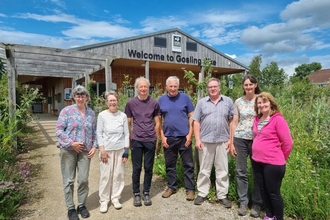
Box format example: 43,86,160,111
99,149,125,204
196,142,229,199
60,149,91,210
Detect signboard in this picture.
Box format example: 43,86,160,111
172,34,182,52
64,88,72,100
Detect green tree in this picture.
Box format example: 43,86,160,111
260,61,287,87
248,55,262,78
293,62,322,79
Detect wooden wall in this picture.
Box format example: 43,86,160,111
91,66,198,92
83,30,241,70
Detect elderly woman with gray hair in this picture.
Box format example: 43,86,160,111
56,85,97,220
97,91,130,212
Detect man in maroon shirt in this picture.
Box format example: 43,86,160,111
125,77,160,207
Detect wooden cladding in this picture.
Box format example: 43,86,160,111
90,66,198,92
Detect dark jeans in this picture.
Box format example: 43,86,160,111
164,136,194,191
252,160,286,220
234,137,262,206
131,139,156,194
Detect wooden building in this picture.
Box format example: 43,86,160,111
75,28,249,96
1,28,249,115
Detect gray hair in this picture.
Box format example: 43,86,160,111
71,85,90,103
166,76,180,86
134,77,150,96
207,77,221,87
105,91,119,101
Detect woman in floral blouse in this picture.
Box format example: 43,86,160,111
230,75,263,218
56,85,97,220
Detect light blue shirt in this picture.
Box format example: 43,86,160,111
192,95,234,143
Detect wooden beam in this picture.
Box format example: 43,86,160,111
15,59,103,70
14,53,106,65
11,43,112,60
16,68,86,75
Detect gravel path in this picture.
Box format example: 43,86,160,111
15,114,266,220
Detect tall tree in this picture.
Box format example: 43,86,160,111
293,62,322,79
248,55,262,79
260,61,287,87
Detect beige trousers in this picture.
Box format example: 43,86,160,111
196,142,229,199
99,149,125,204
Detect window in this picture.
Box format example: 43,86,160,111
154,37,167,47
186,42,197,52
91,82,106,97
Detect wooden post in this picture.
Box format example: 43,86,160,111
105,58,112,92
84,71,90,86
195,65,205,168
5,47,17,149
198,66,205,100
145,61,149,80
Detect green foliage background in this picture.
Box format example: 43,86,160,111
0,59,42,219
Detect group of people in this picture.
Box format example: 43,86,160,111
56,74,293,220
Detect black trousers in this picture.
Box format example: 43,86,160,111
164,136,194,191
131,139,156,194
252,160,286,220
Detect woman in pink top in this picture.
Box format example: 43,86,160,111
252,92,293,220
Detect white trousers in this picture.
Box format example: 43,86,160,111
99,149,125,204
196,142,229,199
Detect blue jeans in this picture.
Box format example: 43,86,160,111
234,137,262,206
131,140,156,194
60,149,91,210
252,160,286,220
164,136,194,191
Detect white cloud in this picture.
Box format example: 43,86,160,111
49,0,66,9
281,0,330,27
13,12,138,39
225,53,237,59
0,14,6,17
62,21,138,39
16,13,80,24
192,10,247,25
140,16,188,32
202,29,241,46
240,0,330,56
0,29,101,48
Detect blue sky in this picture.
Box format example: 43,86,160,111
1,0,330,76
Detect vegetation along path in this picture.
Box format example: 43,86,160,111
15,114,292,220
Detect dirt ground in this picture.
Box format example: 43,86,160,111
15,114,269,220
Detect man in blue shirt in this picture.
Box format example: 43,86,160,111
158,76,195,201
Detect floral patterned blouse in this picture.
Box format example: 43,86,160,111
233,97,256,140
56,104,97,151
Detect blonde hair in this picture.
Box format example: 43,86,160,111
254,92,281,117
